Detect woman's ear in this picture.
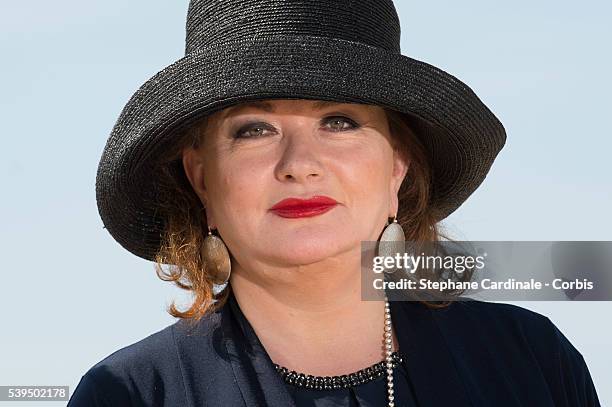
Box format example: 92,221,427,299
391,148,410,195
182,147,209,206
389,148,410,216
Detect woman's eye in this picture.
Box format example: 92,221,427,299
232,116,359,139
324,116,359,132
233,122,273,139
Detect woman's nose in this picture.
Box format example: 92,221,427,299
274,127,326,183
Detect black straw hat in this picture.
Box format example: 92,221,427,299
96,0,507,261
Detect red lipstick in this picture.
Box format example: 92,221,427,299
270,195,338,218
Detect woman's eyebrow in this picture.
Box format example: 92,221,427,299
220,100,345,119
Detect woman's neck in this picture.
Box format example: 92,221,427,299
229,248,398,376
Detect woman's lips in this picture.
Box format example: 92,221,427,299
271,205,336,218
270,196,338,218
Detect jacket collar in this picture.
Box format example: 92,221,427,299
174,290,471,407
224,291,298,406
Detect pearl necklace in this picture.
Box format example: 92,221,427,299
383,296,396,407
274,297,397,406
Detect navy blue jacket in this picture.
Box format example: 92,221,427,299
68,292,601,406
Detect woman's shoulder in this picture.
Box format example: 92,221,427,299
449,299,559,332
439,299,581,357
68,311,223,406
427,299,601,405
404,297,563,337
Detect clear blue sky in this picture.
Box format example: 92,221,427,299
1,0,610,405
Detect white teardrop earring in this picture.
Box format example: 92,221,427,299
201,225,231,285
377,214,405,258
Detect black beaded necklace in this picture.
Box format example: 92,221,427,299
273,351,403,390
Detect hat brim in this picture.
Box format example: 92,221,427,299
96,34,506,261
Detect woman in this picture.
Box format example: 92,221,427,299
69,0,601,406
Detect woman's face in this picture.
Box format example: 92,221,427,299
182,98,408,270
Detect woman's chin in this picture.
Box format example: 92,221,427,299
261,236,357,266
